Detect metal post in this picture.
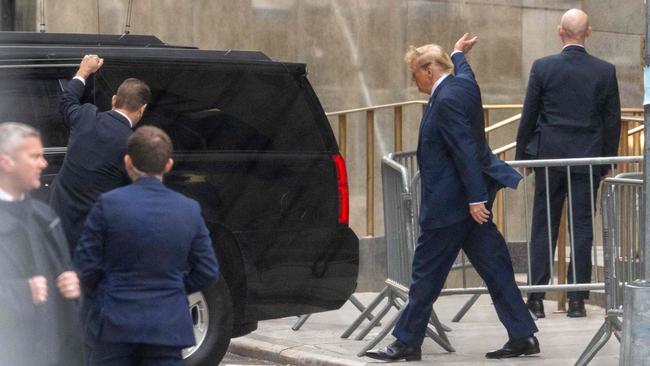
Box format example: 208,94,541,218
620,281,650,365
557,203,568,312
394,106,403,152
338,114,347,158
366,110,375,237
641,0,650,280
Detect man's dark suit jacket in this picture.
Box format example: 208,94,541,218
0,198,81,365
49,78,133,251
515,45,621,168
74,177,220,347
417,52,522,230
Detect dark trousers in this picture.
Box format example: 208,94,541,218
528,168,600,301
392,186,537,347
88,341,183,366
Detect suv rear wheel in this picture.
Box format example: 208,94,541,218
183,278,233,365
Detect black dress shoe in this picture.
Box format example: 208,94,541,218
365,340,422,361
485,335,540,359
527,299,545,319
567,299,587,317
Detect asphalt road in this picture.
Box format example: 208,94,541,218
220,352,280,365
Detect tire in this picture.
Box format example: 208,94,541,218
183,278,233,365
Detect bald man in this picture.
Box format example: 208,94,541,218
516,8,621,318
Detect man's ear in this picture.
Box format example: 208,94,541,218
557,25,564,38
0,154,14,173
124,154,134,172
585,26,592,38
111,95,117,108
163,158,174,174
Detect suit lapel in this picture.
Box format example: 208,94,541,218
417,76,454,148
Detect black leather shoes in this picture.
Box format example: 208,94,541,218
527,299,545,319
567,299,587,317
485,335,540,359
365,340,422,361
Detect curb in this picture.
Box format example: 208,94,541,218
228,334,367,366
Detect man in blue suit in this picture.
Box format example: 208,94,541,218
74,126,220,366
49,54,151,254
516,9,621,318
365,34,538,361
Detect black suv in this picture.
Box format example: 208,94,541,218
0,32,359,365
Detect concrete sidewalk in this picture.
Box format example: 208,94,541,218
228,293,620,366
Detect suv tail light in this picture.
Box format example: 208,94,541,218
332,154,349,225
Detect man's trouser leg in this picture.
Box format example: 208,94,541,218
462,218,538,339
528,168,566,301
392,219,471,347
566,173,599,301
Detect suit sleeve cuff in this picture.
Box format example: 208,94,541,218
73,76,86,85
451,51,463,57
469,201,487,205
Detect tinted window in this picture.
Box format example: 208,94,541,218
0,67,75,147
96,62,327,152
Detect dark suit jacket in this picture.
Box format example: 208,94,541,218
49,78,133,251
74,177,220,347
417,52,521,230
0,198,81,365
515,45,621,171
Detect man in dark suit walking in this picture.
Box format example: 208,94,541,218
49,54,151,253
516,9,621,318
74,126,220,366
365,34,538,362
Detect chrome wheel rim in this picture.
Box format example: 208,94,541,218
182,291,209,359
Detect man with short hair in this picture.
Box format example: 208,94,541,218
364,34,538,362
75,126,220,366
49,54,151,253
0,122,82,365
516,8,621,318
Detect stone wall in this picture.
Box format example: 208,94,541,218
17,0,644,237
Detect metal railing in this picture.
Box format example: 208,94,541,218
327,101,644,237
576,174,645,365
381,153,643,301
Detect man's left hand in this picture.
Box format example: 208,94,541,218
454,33,478,54
56,271,81,299
469,203,490,224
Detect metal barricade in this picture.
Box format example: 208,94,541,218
576,174,645,365
378,154,642,343
340,152,454,357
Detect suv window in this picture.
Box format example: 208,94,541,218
0,67,75,147
95,62,327,152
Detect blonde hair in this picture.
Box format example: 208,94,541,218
404,44,454,74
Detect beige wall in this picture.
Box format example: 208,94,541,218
20,0,645,236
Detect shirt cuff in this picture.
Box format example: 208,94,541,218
469,201,487,205
451,50,463,57
73,76,86,85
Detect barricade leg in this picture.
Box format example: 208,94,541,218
429,310,452,343
575,319,614,366
292,294,375,331
291,314,311,331
451,292,483,322
354,299,394,340
424,324,456,353
341,286,390,338
356,307,405,357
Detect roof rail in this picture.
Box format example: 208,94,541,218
0,31,179,48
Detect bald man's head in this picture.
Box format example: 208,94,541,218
558,8,591,44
